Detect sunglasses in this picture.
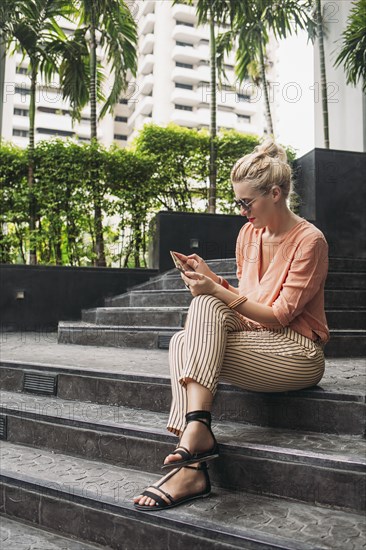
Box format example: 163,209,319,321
234,191,267,211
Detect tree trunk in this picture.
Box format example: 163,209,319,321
208,13,217,214
90,12,106,266
258,37,274,136
316,0,330,148
90,14,98,142
28,64,37,264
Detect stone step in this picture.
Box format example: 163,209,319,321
1,392,365,512
326,271,366,289
111,276,366,309
1,359,364,435
0,517,103,550
198,257,366,274
83,304,365,330
107,283,366,308
58,322,366,357
81,306,188,327
122,273,366,297
1,442,364,550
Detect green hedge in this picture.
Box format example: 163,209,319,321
0,124,295,266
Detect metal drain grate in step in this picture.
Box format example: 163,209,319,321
0,416,7,440
23,372,58,396
158,334,173,349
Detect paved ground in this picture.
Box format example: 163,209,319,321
0,516,108,549
1,332,365,392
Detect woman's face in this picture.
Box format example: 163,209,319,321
233,181,276,228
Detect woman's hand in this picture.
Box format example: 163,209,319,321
172,251,219,282
181,271,218,297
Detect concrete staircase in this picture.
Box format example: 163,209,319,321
58,257,366,357
0,256,365,548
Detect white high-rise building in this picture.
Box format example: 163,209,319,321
1,1,268,149
128,0,266,140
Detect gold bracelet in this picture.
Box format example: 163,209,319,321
227,295,248,310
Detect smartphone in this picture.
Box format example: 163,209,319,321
170,251,195,273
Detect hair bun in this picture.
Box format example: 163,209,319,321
254,139,287,163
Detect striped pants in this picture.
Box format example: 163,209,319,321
167,295,325,435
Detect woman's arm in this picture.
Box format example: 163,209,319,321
213,285,282,328
182,271,282,329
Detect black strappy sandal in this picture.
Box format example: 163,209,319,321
162,410,219,470
134,463,211,512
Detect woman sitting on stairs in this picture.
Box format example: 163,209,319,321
133,138,329,511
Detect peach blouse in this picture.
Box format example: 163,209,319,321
235,219,330,344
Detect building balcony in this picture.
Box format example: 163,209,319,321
170,108,198,128
172,88,200,107
36,112,73,132
11,117,29,131
195,107,237,129
172,66,200,85
140,12,155,35
133,115,153,134
172,45,202,64
171,3,196,24
197,64,210,83
172,24,200,45
141,0,154,16
128,95,153,127
196,84,258,115
234,118,254,134
139,73,154,96
140,33,154,55
139,54,154,75
196,42,209,59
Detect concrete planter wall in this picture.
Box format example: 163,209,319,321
295,148,366,258
0,264,157,331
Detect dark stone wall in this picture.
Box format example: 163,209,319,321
295,148,366,258
149,211,245,272
0,265,157,331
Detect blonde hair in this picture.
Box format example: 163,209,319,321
231,139,292,198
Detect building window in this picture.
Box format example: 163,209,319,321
13,129,29,137
176,40,194,48
16,66,28,75
176,61,194,69
37,106,71,116
199,39,209,45
15,86,30,96
238,114,251,123
119,98,128,104
237,93,251,102
176,20,194,28
14,108,29,116
114,134,128,141
115,116,128,123
175,82,193,90
175,104,193,111
37,128,74,136
77,136,90,142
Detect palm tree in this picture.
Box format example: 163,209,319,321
57,0,138,266
217,0,315,137
334,0,366,93
173,0,236,214
0,0,72,264
314,0,330,148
